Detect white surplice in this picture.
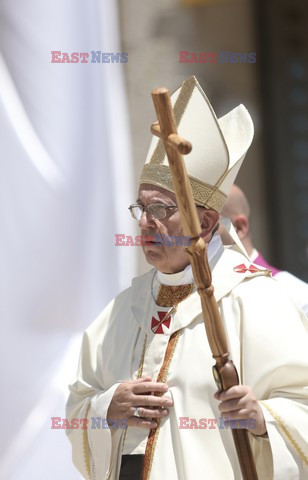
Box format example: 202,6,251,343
66,237,308,480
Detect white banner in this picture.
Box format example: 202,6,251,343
0,1,136,478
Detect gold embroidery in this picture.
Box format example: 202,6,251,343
156,284,194,307
150,76,196,165
189,175,227,211
82,403,92,479
139,164,226,212
139,76,228,213
137,333,148,378
121,331,148,464
261,401,308,466
141,330,182,480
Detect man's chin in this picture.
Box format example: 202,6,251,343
142,246,164,267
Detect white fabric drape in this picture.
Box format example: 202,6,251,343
0,1,136,478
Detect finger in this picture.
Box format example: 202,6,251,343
219,386,250,402
132,377,153,384
127,417,158,429
218,397,247,413
133,382,169,395
220,415,258,430
214,391,221,400
133,407,169,419
221,409,249,420
132,394,173,408
219,419,249,430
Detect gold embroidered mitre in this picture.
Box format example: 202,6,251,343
139,76,254,213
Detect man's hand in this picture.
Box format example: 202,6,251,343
214,385,267,436
107,377,173,429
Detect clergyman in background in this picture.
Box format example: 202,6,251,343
220,184,308,316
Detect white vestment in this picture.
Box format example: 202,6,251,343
66,238,308,480
250,249,308,317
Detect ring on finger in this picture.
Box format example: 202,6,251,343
133,407,141,418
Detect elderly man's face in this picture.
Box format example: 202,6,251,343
137,184,218,274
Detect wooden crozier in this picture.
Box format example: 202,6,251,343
150,87,259,480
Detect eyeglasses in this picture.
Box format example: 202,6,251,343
128,203,178,220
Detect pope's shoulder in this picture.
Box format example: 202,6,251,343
84,269,155,336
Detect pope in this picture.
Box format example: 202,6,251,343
66,76,308,480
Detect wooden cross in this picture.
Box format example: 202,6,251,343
150,86,259,480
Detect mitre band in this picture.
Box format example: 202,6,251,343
140,164,226,212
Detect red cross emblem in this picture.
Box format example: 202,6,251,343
233,263,261,274
151,311,171,334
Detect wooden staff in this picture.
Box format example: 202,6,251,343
150,87,259,480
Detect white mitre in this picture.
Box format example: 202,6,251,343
139,75,254,213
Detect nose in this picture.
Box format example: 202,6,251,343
138,210,156,230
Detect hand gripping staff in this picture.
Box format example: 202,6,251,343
150,87,258,480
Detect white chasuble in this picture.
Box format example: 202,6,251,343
66,239,308,479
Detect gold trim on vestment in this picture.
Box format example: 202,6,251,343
261,401,308,466
121,331,149,464
82,403,92,479
141,330,182,480
140,164,226,212
138,333,148,378
156,284,194,307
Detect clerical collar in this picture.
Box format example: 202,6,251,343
156,233,222,287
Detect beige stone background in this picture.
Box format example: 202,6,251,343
119,0,269,273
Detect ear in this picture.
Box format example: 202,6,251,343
233,214,249,240
199,209,219,240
